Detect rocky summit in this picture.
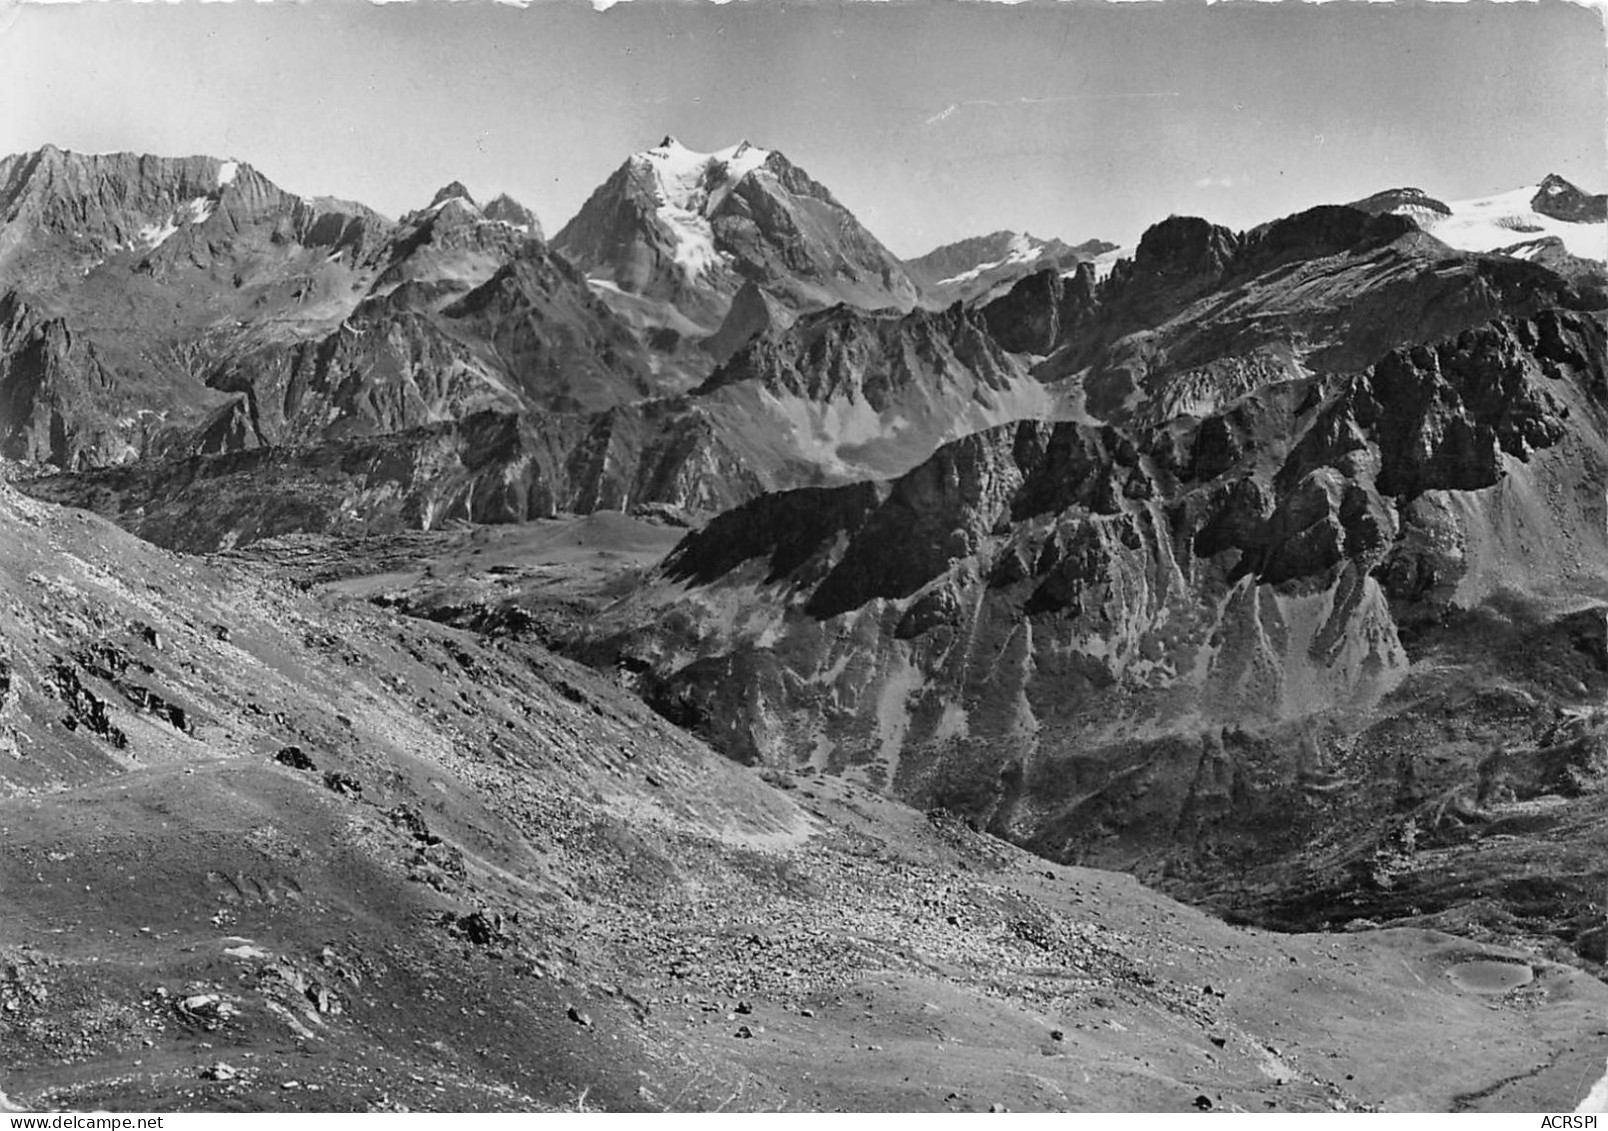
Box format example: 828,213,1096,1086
553,138,921,338
3,137,1608,1113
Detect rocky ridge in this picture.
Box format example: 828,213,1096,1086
563,307,1608,948
0,148,674,473
905,230,1117,307
553,138,920,336
8,472,1602,1111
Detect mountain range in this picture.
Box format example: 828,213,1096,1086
3,138,1608,1112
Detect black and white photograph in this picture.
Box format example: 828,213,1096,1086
0,0,1606,1115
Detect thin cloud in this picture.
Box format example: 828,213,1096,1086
1194,175,1236,189
924,91,1179,127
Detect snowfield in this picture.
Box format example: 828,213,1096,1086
1424,184,1606,262
936,233,1044,287
638,137,774,281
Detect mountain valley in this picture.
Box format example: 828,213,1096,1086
3,140,1608,1112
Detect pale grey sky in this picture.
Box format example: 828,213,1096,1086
1,0,1603,256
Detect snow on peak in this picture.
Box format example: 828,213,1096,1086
216,160,239,188
136,220,179,250
182,197,215,225
936,232,1046,287
638,138,774,207
717,140,771,181
427,181,479,213
1422,183,1605,262
136,194,215,249
635,138,776,281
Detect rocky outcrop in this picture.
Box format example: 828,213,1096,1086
21,397,776,552
701,280,795,364
0,290,121,467
981,265,1097,356
904,230,1115,307
689,297,1060,481
0,148,402,468
553,139,920,334
0,147,390,291
1345,187,1452,221
440,244,660,412
1531,173,1607,225
701,301,1023,409
581,311,1608,892
481,193,543,236
367,183,541,300
0,148,677,472
999,204,1594,424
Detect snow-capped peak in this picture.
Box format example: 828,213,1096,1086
638,138,774,212
717,140,771,182
935,232,1046,287
635,137,776,281
1421,183,1605,262
427,181,479,214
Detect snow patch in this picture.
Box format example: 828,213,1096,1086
637,138,775,281
1425,184,1606,262
216,160,239,187
936,232,1044,286
137,219,179,249
1085,245,1129,282
135,196,215,249
428,194,480,218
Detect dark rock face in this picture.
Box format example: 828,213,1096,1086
1531,174,1607,225
0,290,124,468
701,301,1023,410
481,193,543,237
903,230,1116,307
700,280,795,364
994,203,1590,425
906,230,1119,302
0,146,676,476
1132,215,1241,281
0,147,390,291
13,146,1601,569
22,399,773,552
1238,206,1419,272
49,661,127,749
58,184,1583,553
1338,319,1573,499
427,182,476,210
274,745,317,771
582,311,1608,917
0,149,401,467
713,151,921,315
1345,187,1452,219
553,141,920,333
369,183,539,297
981,265,1097,356
440,245,659,413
